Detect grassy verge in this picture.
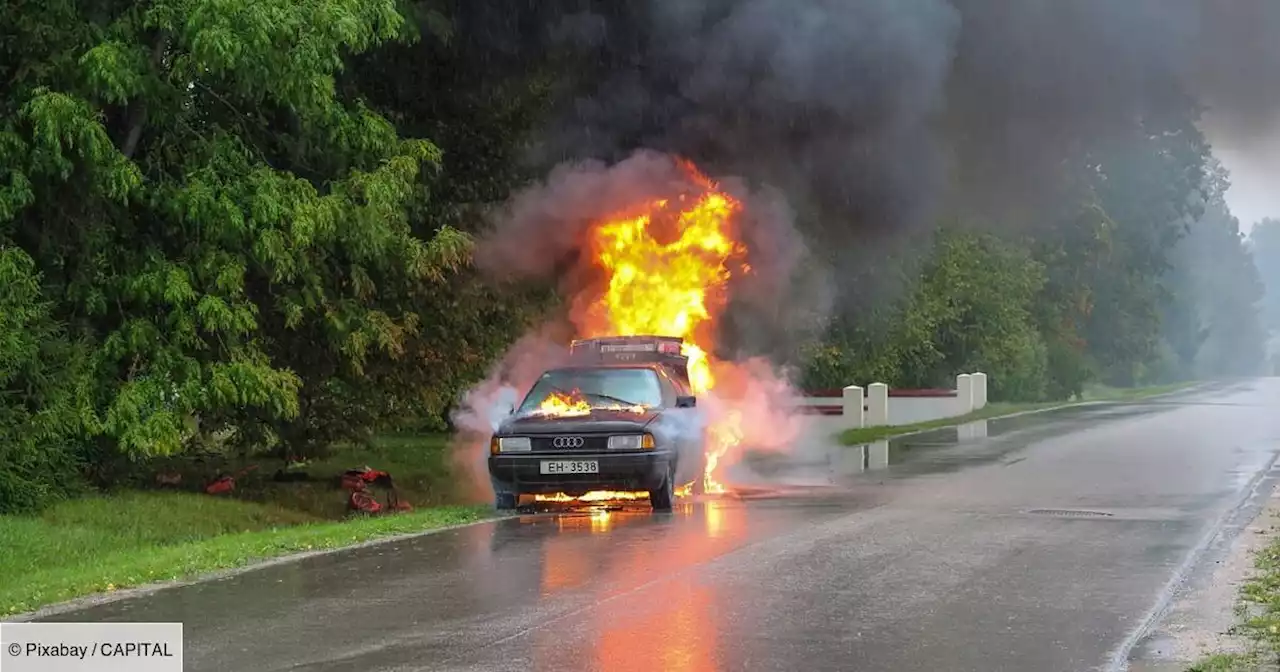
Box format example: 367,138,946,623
1185,518,1280,671
0,433,493,616
1186,653,1256,672
1081,381,1198,402
838,381,1195,446
146,433,468,519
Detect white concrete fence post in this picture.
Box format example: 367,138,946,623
842,385,865,430
956,373,974,414
866,382,889,426
867,440,890,470
971,372,988,410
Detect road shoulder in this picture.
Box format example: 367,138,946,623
1130,465,1280,670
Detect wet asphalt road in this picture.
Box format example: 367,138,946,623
38,380,1280,672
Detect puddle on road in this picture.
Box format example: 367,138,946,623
737,402,1171,487
510,404,1174,518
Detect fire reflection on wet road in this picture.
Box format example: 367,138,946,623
524,498,759,672
32,381,1280,672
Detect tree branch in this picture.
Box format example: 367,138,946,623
121,31,169,159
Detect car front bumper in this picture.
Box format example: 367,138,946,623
488,451,673,494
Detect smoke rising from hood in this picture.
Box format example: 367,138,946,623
446,322,573,499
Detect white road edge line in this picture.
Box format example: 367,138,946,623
1103,443,1280,672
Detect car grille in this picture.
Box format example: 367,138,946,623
530,435,611,453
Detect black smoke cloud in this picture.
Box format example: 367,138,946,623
523,0,1280,230
475,150,700,282
535,0,959,249
1188,1,1280,150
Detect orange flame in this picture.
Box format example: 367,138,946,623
534,485,697,504
534,491,650,502
532,389,651,418
573,160,748,493
536,390,593,417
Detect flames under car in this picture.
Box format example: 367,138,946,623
487,336,704,511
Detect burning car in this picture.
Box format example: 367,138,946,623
487,335,705,511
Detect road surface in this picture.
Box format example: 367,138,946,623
37,380,1280,671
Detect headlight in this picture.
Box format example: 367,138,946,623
608,434,655,450
496,437,531,453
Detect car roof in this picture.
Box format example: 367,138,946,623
537,363,690,389
539,364,662,373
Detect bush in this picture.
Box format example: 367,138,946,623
0,248,89,513
801,231,1052,401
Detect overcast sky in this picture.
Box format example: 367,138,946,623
1205,111,1280,233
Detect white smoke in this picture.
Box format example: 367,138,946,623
447,324,572,498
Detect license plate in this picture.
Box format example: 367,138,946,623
540,460,599,475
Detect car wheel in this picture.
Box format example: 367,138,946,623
491,477,517,511
649,466,675,512
494,492,517,510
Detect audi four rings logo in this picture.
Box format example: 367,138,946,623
552,436,585,448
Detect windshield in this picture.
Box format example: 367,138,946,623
518,368,664,415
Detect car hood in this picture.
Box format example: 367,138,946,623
499,408,661,435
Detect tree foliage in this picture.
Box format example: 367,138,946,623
1252,218,1280,335
1158,159,1266,380
0,0,495,509
801,100,1266,396
0,247,90,511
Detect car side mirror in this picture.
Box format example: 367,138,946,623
675,395,697,408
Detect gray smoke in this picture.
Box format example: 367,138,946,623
1187,0,1280,140
474,150,701,282
536,0,959,248
524,0,1280,242
447,321,574,498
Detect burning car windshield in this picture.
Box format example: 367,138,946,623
518,368,663,413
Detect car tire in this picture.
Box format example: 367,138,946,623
494,492,517,510
491,477,518,511
649,467,675,512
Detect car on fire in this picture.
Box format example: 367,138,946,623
487,335,705,511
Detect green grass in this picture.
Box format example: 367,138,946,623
0,432,493,616
0,492,490,616
838,402,1057,445
838,381,1195,446
1081,381,1197,402
145,433,467,519
1186,653,1257,672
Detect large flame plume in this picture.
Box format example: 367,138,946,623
569,160,750,493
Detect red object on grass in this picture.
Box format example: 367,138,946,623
205,476,235,495
341,467,408,514
203,464,258,495
348,487,383,514
341,468,390,490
